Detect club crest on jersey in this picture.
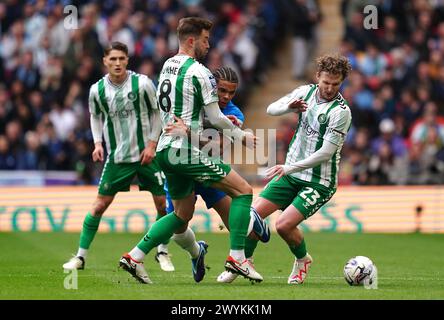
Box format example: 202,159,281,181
318,113,327,124
127,92,137,102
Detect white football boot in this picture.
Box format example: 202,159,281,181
217,257,255,283
224,256,263,282
155,252,175,272
63,256,85,270
287,253,313,284
119,253,152,284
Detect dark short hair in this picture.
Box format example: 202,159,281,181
213,67,238,83
177,17,213,42
104,41,128,56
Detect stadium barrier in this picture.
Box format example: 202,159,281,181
0,186,443,233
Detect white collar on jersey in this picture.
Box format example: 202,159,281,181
315,89,339,104
106,71,130,88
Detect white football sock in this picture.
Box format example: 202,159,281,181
76,248,88,259
157,243,169,253
128,246,146,262
230,250,246,262
172,227,200,259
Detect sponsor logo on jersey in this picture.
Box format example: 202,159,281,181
301,119,319,137
209,75,217,89
109,108,135,118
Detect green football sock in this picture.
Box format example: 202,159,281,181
245,237,259,258
289,239,307,259
79,212,101,250
156,213,170,245
137,212,185,254
228,194,253,250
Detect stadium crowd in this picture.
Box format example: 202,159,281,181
0,0,286,184
276,0,444,185
1,0,444,186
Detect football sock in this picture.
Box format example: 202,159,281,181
76,248,88,259
245,237,259,259
128,246,145,262
157,243,169,253
78,212,101,252
156,212,170,246
229,249,245,262
228,194,253,250
172,227,200,259
289,239,307,259
136,212,184,254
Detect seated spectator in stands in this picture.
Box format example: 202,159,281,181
346,127,371,185
0,134,17,170
371,118,407,158
14,51,40,91
368,140,408,185
410,102,444,151
432,64,444,102
407,102,444,184
343,11,374,52
397,88,422,130
358,42,387,85
378,15,403,52
17,131,45,170
349,70,374,111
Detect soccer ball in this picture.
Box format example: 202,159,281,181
343,256,376,286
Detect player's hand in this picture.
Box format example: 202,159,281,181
92,143,104,162
226,115,241,127
165,115,189,137
288,99,308,113
242,131,257,149
140,143,156,165
265,165,286,181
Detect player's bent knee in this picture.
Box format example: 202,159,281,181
275,219,292,237
154,199,167,214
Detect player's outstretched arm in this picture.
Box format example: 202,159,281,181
204,101,256,147
265,140,338,180
267,97,308,116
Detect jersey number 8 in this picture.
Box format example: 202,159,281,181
158,79,172,112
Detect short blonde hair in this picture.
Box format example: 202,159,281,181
316,53,352,81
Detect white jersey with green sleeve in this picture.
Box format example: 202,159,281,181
156,54,219,151
285,84,352,189
88,70,158,163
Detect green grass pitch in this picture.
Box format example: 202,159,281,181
0,232,443,300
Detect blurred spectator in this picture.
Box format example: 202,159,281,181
14,50,40,90
367,139,408,185
0,0,287,185
0,134,17,170
17,130,46,170
3,0,443,187
288,0,322,80
407,102,444,184
371,118,407,158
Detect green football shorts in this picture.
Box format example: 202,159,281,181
156,146,231,199
98,158,165,196
259,175,336,219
